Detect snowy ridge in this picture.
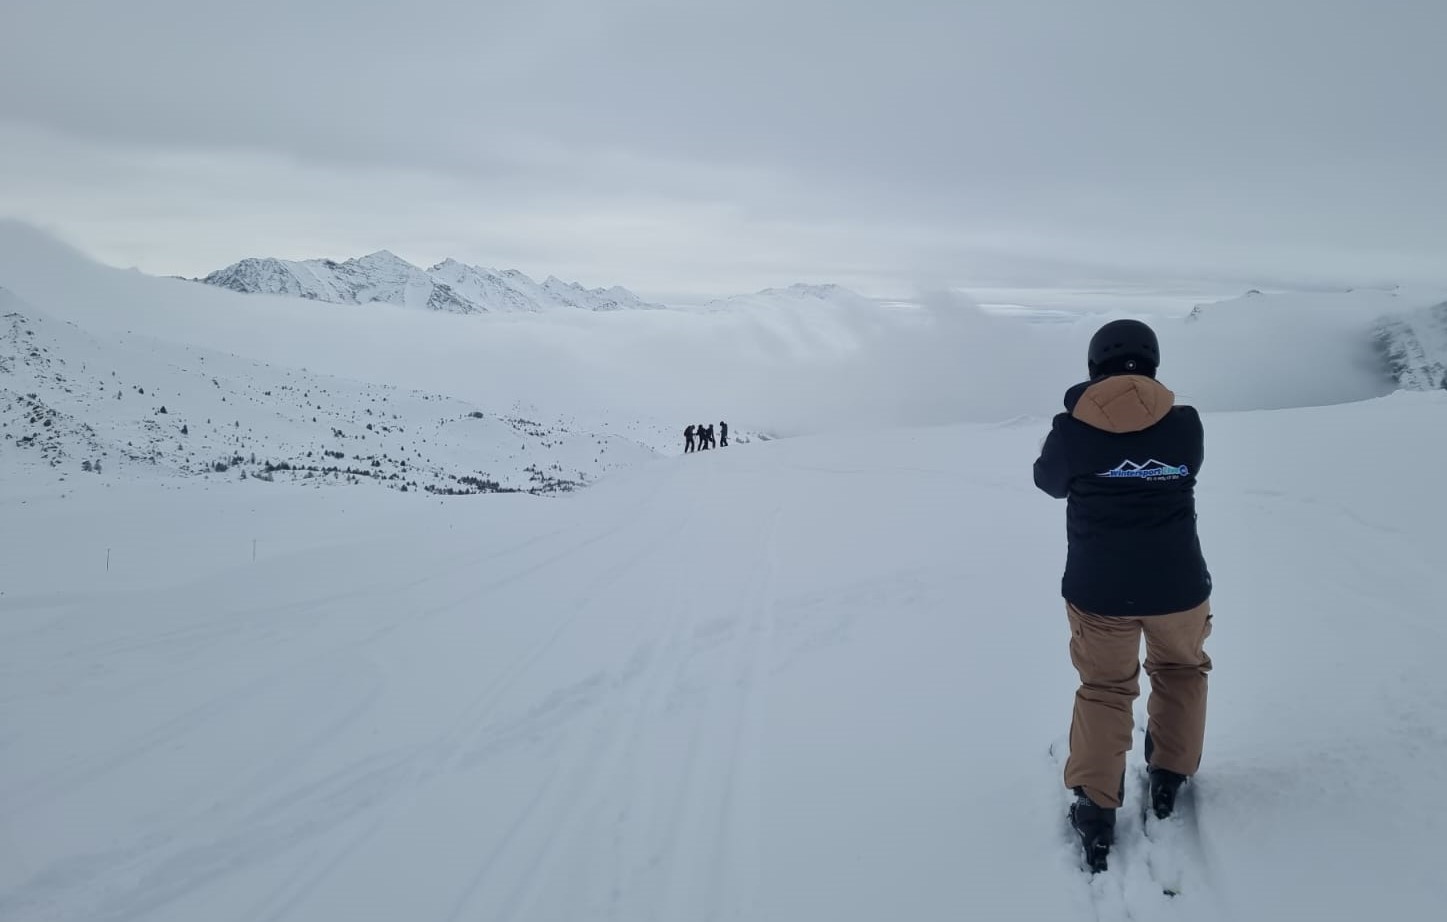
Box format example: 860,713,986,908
200,252,667,314
0,289,663,494
698,282,870,312
1374,300,1447,390
1179,286,1447,396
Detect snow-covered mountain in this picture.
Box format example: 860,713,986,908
1181,286,1447,395
199,251,667,314
1374,299,1447,390
0,287,667,494
698,282,871,312
5,222,1447,447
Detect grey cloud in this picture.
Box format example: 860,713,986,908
1,0,1445,296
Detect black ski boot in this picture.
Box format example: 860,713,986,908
1069,788,1116,873
1148,767,1188,820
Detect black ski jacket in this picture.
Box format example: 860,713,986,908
1033,374,1212,616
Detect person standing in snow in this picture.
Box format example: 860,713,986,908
685,425,696,453
719,421,729,447
1032,318,1213,870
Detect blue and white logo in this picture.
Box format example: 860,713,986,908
1098,459,1190,480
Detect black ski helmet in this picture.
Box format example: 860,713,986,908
1087,319,1160,378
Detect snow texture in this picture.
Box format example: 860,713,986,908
4,390,1447,922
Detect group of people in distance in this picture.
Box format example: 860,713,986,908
684,421,727,453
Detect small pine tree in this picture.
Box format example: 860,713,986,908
82,460,92,472
181,425,189,435
94,459,102,474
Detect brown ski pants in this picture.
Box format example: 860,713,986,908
1064,600,1212,809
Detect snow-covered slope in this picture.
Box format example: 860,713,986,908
0,288,664,494
1182,287,1447,396
200,251,666,314
4,391,1446,921
1374,299,1447,390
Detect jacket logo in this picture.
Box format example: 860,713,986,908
1098,459,1190,480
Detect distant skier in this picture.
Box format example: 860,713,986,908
719,421,729,447
685,425,696,453
696,423,709,450
1032,319,1213,872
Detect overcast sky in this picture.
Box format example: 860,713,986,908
2,0,1443,300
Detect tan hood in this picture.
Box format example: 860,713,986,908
1071,375,1175,433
